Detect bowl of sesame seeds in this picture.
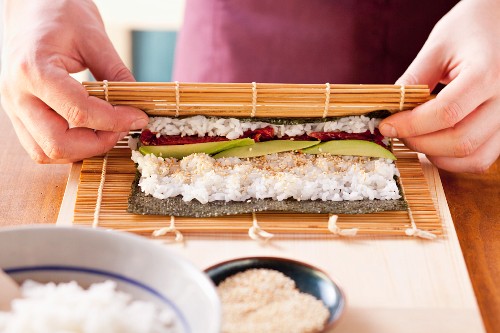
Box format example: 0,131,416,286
205,257,345,333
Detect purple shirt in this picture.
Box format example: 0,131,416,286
173,0,457,84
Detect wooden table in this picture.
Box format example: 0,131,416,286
0,110,498,332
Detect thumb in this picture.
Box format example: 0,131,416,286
380,42,445,138
73,29,149,131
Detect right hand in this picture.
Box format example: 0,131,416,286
0,0,148,163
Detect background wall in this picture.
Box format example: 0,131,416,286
94,0,186,76
92,0,186,82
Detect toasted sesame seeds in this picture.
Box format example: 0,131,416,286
217,269,329,333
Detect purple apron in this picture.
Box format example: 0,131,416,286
173,0,457,84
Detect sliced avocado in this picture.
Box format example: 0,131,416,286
213,140,320,159
139,138,255,159
301,140,396,160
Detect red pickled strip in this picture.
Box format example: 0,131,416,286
280,134,317,141
308,129,387,148
140,129,228,146
139,129,157,145
140,127,387,148
241,126,275,142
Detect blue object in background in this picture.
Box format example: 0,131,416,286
132,30,177,82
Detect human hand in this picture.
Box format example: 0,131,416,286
0,0,148,163
379,0,500,173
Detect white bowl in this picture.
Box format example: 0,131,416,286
0,226,220,333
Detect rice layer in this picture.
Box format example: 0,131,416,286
147,115,381,140
132,151,401,204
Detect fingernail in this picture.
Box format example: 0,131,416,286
131,118,148,129
380,124,398,137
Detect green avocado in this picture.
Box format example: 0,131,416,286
139,138,255,159
213,140,320,159
300,140,396,160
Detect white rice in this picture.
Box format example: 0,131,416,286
0,280,182,333
147,115,381,140
132,151,401,204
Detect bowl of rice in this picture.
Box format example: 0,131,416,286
205,256,345,333
0,226,220,333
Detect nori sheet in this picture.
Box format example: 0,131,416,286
128,173,408,217
235,110,392,125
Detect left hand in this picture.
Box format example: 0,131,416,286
379,0,500,173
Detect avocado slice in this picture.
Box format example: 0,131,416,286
139,138,255,159
300,140,396,160
213,140,320,159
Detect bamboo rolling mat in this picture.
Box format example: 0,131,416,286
71,139,442,238
83,82,430,117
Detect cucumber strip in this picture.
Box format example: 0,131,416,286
213,140,320,159
139,138,255,159
300,140,396,160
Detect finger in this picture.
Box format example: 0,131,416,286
401,98,500,157
7,110,82,164
75,1,135,82
395,40,444,90
27,63,148,132
80,30,135,82
427,131,500,173
19,96,123,161
381,68,492,138
5,112,52,164
1,97,50,163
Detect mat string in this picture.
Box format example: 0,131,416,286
248,212,274,242
405,208,436,240
399,85,405,111
323,82,331,118
174,81,180,117
92,152,108,228
397,166,437,240
328,214,358,236
152,216,184,243
103,80,109,102
251,82,257,117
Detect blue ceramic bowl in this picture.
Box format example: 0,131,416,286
205,256,345,331
0,226,220,333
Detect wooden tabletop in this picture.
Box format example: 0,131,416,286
0,110,498,332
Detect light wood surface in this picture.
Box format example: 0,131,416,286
0,111,70,225
0,109,498,332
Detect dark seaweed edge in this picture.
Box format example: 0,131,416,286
236,110,392,124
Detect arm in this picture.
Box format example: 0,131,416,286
0,0,148,163
379,0,500,173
